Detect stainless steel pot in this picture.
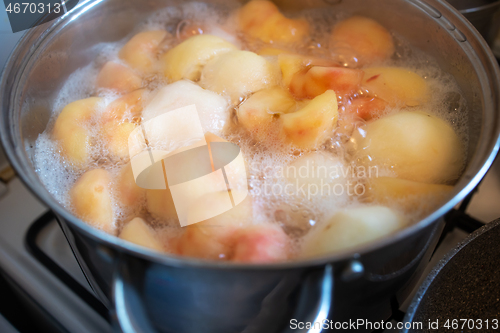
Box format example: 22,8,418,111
446,0,500,44
1,1,499,332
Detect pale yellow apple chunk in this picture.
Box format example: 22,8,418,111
281,90,338,149
104,122,136,160
238,0,309,45
330,16,395,65
146,188,178,222
369,177,453,214
237,87,296,142
70,169,115,234
115,163,146,208
278,53,338,86
101,89,146,123
362,67,429,106
101,90,146,160
352,111,464,184
119,217,164,252
200,50,280,104
52,97,102,167
119,30,170,74
161,34,238,82
177,193,253,260
285,152,349,201
301,206,406,257
96,62,142,94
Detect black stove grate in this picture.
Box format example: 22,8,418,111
24,210,110,323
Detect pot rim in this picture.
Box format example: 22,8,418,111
1,0,500,271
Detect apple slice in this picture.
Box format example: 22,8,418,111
301,206,405,257
142,80,229,135
278,53,339,87
70,169,115,234
281,90,338,149
289,66,364,99
362,67,429,106
101,90,147,160
119,30,170,74
369,177,453,213
238,0,309,45
232,224,289,263
105,121,138,160
177,193,253,260
237,87,296,142
119,217,164,252
96,61,142,94
343,96,388,120
330,16,395,65
285,151,349,201
101,89,146,123
200,50,280,104
146,188,178,222
52,97,102,167
115,163,146,208
352,111,464,184
161,34,238,82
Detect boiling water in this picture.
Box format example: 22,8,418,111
33,1,469,257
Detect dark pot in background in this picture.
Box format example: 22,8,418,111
446,0,500,44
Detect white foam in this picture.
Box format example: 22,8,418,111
33,1,470,257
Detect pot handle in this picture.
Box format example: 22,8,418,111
112,260,334,333
113,258,156,333
283,264,334,333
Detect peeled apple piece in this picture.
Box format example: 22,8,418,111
352,111,464,184
369,177,453,213
161,34,238,82
200,50,280,104
237,87,296,142
52,97,102,167
281,90,338,149
232,224,289,263
101,90,146,159
301,206,405,257
177,193,253,260
104,122,137,160
146,188,178,222
285,152,348,201
70,169,115,234
115,163,146,208
238,0,310,44
101,89,146,123
177,23,241,47
278,53,340,87
362,67,429,106
119,30,170,74
289,66,364,99
330,16,395,65
141,80,229,135
96,62,142,94
119,217,164,252
343,96,388,121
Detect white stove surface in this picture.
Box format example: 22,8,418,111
0,177,112,333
